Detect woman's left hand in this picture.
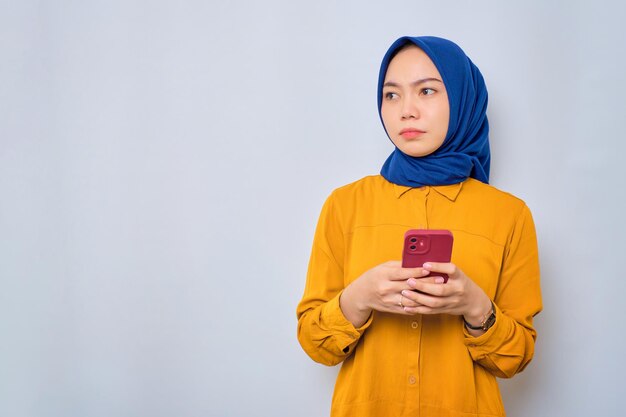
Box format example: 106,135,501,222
399,262,492,325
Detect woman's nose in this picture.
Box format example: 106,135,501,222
401,99,420,119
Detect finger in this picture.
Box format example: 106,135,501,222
406,278,448,297
401,289,446,310
384,293,419,315
389,267,430,281
398,307,419,316
398,292,420,308
392,291,419,308
413,276,441,285
403,305,438,315
378,304,415,316
422,262,457,276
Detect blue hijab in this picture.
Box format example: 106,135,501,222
378,36,490,187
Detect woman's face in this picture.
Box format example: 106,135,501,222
381,45,450,157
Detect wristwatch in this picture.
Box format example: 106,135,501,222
464,301,496,331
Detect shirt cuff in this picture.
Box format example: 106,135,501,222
462,302,511,355
321,291,373,353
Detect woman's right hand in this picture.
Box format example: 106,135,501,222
339,261,430,327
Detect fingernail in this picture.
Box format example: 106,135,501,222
435,277,445,284
401,290,409,296
423,263,432,269
407,279,416,287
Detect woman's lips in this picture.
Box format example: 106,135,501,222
400,129,426,139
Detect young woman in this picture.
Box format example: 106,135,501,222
296,36,542,417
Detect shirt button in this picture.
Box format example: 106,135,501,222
408,375,416,385
411,321,419,329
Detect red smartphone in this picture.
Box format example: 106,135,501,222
402,229,454,282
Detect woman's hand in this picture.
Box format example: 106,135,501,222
339,261,432,327
399,262,492,332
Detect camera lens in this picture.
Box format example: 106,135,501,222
410,237,417,243
410,245,417,250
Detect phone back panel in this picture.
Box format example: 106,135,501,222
402,229,454,281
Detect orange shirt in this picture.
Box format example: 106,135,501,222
297,175,542,417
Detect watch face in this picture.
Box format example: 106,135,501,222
483,313,496,331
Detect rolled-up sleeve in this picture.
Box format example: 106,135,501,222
297,193,372,366
464,204,542,378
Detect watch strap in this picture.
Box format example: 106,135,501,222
463,301,496,331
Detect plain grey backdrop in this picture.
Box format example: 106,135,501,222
1,1,625,416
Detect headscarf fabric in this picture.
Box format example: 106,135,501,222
378,36,490,187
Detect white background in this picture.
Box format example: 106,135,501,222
1,1,625,416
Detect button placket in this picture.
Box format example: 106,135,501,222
405,187,427,393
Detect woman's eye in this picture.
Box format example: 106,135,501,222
384,92,398,100
422,88,436,96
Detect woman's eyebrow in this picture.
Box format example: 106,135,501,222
383,78,443,88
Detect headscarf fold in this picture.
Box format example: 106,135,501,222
378,36,490,187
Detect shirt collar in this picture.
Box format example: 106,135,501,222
392,181,464,201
